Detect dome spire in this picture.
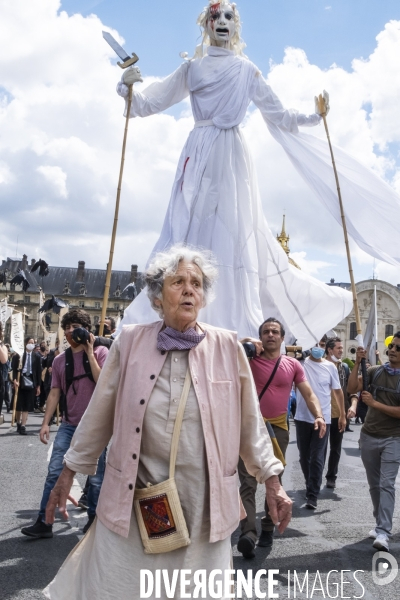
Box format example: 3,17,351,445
277,212,290,255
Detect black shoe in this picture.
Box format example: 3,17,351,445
326,479,336,489
237,535,256,559
21,518,53,539
19,426,27,435
306,497,317,510
258,530,274,547
78,493,88,510
345,428,353,432
82,515,96,534
16,422,21,432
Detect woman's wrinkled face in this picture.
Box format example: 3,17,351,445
206,3,236,47
156,260,204,329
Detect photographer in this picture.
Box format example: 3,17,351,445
21,309,108,539
238,318,325,558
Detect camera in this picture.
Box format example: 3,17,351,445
71,327,91,345
242,342,257,360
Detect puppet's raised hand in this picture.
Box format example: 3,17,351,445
314,90,330,117
122,66,143,86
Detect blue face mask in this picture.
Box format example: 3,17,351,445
311,347,325,359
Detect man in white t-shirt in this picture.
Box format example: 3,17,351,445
295,341,344,509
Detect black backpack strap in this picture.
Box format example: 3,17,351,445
369,365,400,397
65,348,94,397
258,356,282,402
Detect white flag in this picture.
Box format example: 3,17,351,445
0,299,13,327
11,312,25,357
58,307,70,351
364,288,377,365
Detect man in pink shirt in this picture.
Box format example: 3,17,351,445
21,309,109,539
238,318,326,558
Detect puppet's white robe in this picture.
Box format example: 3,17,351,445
117,47,352,346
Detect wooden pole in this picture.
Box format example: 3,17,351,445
318,94,367,388
99,85,133,336
11,366,21,427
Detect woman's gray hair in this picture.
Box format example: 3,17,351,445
145,245,218,316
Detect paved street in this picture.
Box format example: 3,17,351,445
1,413,399,599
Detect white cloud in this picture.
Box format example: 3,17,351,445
37,165,68,198
0,1,399,283
290,251,335,276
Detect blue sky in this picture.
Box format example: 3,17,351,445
1,0,400,286
59,0,400,75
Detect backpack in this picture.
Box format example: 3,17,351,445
59,347,94,421
369,365,400,399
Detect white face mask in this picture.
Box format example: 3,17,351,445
330,354,340,363
206,3,236,47
26,343,35,351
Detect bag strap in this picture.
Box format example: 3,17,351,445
169,368,192,480
258,356,282,402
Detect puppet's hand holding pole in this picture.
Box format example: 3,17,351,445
314,90,330,117
122,66,143,86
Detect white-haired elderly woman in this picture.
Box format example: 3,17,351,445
115,1,351,345
44,246,292,599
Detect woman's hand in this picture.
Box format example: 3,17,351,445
265,475,292,534
45,466,76,524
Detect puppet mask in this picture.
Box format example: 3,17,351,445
206,3,236,47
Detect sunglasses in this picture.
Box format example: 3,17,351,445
388,343,400,352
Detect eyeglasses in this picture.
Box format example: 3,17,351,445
388,343,400,352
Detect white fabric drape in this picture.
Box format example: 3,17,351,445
116,47,354,347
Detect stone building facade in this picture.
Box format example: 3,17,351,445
0,254,142,341
329,279,400,363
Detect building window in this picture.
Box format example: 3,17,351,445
95,302,101,309
349,322,357,340
114,303,120,310
78,301,85,308
9,295,14,303
385,324,394,338
24,296,30,304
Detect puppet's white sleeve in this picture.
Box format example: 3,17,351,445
252,75,400,267
116,62,190,118
252,76,321,133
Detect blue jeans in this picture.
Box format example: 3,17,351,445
39,422,106,521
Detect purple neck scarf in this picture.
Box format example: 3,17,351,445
157,326,206,352
383,363,400,376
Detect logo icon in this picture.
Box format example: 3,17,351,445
372,552,398,586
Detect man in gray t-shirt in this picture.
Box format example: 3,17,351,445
348,336,400,553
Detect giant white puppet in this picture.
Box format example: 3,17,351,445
116,1,354,347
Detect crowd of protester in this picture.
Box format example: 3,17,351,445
1,300,398,562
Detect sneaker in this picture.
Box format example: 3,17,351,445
19,426,27,435
306,497,317,510
21,518,53,539
258,530,274,548
39,407,46,413
78,493,89,510
326,479,336,489
369,528,377,539
82,515,96,534
373,533,389,552
34,408,41,413
237,535,256,559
